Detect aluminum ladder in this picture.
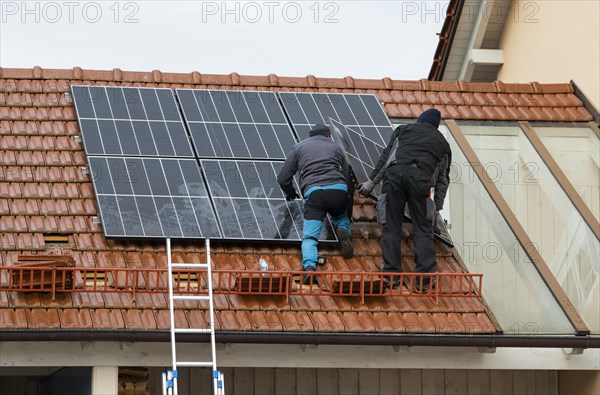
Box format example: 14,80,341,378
162,238,224,395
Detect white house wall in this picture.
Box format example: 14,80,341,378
497,1,600,109
0,342,598,370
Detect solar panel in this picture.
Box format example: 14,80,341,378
176,89,297,160
279,92,394,146
329,119,384,196
88,156,221,239
201,159,337,241
71,86,194,157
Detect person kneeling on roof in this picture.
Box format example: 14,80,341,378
277,124,354,286
358,108,451,292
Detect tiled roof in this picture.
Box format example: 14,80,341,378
0,67,592,122
2,66,592,337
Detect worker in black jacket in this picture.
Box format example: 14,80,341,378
278,124,354,285
358,108,451,292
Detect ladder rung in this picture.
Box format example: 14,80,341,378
173,295,211,301
177,361,214,368
171,263,209,269
174,328,212,334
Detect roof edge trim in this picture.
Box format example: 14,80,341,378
571,80,600,125
428,0,464,80
0,330,598,348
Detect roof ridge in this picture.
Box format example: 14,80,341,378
0,66,574,94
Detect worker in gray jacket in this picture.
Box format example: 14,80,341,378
278,124,353,285
359,109,451,292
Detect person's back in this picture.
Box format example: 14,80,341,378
278,124,354,285
392,122,450,174
285,133,347,196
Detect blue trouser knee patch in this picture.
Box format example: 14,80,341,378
331,214,351,234
302,219,323,269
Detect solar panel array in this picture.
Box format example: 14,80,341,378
72,85,222,239
279,92,394,145
176,89,296,160
72,86,395,241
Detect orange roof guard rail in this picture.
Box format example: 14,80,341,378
2,267,482,305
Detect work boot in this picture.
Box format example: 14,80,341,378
412,277,437,294
336,227,353,259
383,274,400,290
302,266,319,286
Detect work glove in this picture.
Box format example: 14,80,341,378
285,190,301,201
358,179,375,197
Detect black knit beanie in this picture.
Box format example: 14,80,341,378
416,108,441,128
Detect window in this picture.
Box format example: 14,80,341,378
444,124,575,334
455,123,599,333
533,125,599,222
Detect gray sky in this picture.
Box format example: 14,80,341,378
1,1,449,79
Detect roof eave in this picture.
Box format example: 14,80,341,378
1,330,598,349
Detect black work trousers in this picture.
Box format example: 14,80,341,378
380,165,436,274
